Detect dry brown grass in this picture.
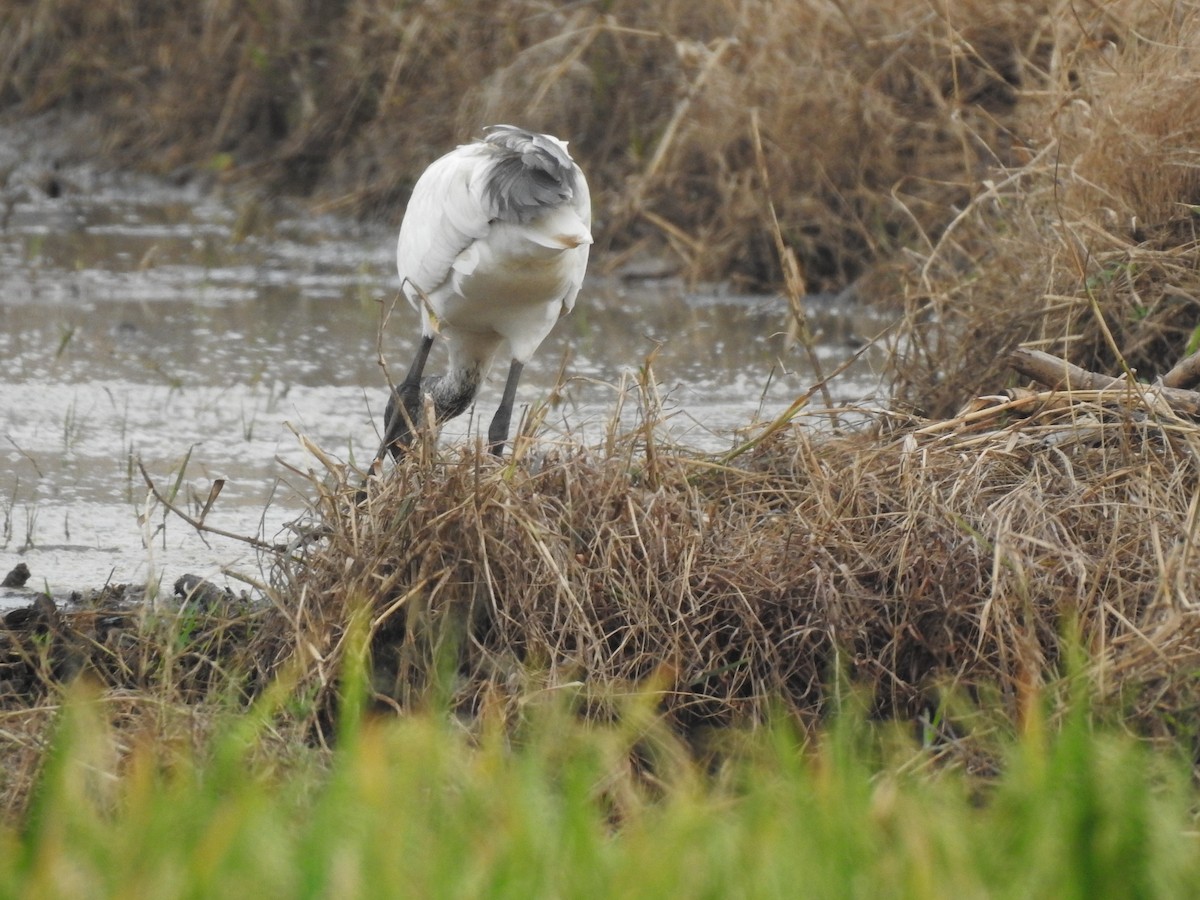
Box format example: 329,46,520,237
266,376,1200,765
0,0,1068,288
889,1,1200,416
0,589,292,818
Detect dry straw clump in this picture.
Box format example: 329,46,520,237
890,1,1200,417
277,382,1200,760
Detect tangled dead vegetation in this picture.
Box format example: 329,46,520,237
0,0,1113,288
889,2,1200,417
270,365,1200,764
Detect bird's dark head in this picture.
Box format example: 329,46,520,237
479,125,582,224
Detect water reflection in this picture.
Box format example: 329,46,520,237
0,135,889,599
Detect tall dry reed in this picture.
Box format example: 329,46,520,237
889,2,1200,416
0,0,1067,288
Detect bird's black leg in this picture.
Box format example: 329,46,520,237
378,334,434,463
487,359,524,456
358,335,435,503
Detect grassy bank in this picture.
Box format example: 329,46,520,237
287,376,1200,764
887,5,1200,416
3,669,1197,898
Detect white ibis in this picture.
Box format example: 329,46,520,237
369,125,592,477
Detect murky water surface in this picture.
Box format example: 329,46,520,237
0,123,889,606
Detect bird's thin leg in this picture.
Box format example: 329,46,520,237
487,359,525,456
376,334,434,467
358,335,435,504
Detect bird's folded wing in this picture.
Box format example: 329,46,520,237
397,149,491,299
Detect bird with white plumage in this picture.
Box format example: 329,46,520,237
366,125,591,481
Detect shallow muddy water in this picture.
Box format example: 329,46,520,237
0,121,889,606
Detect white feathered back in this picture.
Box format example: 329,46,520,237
395,126,591,362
